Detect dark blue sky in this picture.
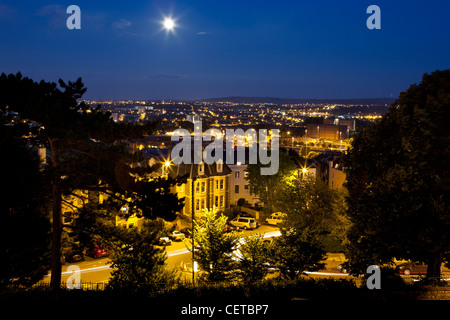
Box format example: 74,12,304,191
0,0,449,100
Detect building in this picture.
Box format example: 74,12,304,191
305,124,348,140
229,162,260,207
313,151,346,189
323,118,356,131
224,146,261,207
328,157,346,190
167,161,231,217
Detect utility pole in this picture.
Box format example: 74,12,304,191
191,176,197,285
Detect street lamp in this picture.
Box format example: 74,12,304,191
191,176,197,285
162,160,171,177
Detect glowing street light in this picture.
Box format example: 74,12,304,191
162,160,171,177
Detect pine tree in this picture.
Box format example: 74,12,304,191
0,72,184,289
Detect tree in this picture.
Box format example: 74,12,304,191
269,228,325,280
246,150,297,213
276,177,350,252
0,128,51,288
190,208,240,282
343,70,450,279
0,72,183,289
236,234,269,284
107,219,176,293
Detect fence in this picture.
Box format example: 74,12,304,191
30,277,356,293
9,277,450,300
33,281,109,291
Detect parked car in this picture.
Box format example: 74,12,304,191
266,212,287,226
224,222,240,232
337,264,349,274
229,216,258,230
397,262,442,275
159,237,172,246
64,249,85,263
85,245,109,259
171,230,186,241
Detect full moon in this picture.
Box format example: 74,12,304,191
163,18,175,31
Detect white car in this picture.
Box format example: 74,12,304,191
159,237,172,245
229,216,258,230
266,213,286,226
171,230,186,241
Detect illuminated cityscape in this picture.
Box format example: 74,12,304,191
1,0,449,316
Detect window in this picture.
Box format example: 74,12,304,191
199,162,204,174
215,196,219,207
235,185,239,194
219,195,224,207
201,199,205,210
244,184,249,194
201,181,206,193
217,161,223,172
195,182,200,194
235,171,240,179
195,199,200,212
216,178,225,190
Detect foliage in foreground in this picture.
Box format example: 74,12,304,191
106,220,178,293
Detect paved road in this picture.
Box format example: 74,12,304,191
41,224,384,285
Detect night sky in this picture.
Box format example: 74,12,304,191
0,0,449,100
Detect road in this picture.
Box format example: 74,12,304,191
39,224,353,285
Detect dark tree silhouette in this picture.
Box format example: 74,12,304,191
343,70,450,279
0,72,184,289
0,126,51,287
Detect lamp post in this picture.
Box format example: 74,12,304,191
162,160,171,177
191,175,197,285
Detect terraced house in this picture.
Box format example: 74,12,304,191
169,160,231,217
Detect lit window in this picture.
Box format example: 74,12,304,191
201,199,205,210
195,183,200,194
196,199,200,212
217,160,223,172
